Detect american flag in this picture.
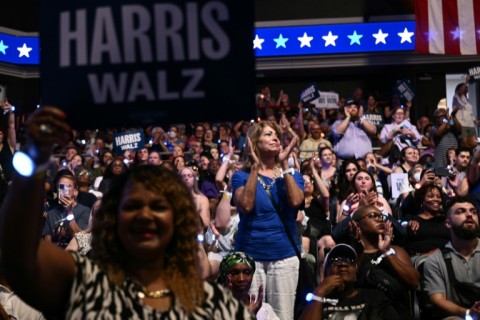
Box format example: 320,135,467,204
415,0,480,55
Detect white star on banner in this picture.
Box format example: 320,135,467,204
347,30,363,45
253,35,265,49
451,27,464,40
0,41,8,55
398,28,414,43
273,34,289,48
17,43,32,58
372,29,389,44
298,32,314,48
322,31,338,47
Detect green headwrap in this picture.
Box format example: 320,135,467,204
219,251,256,285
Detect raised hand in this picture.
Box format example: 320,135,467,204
317,275,345,296
25,107,71,164
246,137,260,167
279,134,298,162
408,220,420,235
248,285,264,315
378,220,393,253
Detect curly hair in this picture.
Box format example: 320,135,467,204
413,184,444,214
242,120,282,170
91,165,204,313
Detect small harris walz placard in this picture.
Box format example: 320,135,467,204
300,83,320,104
468,65,480,82
113,129,145,154
40,0,255,129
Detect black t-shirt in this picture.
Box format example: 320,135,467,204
322,288,401,320
404,214,450,255
77,191,98,209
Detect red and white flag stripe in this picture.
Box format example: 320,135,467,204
415,0,480,55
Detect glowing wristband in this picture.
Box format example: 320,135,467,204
371,248,396,265
196,233,205,243
305,293,338,305
466,309,473,320
12,151,48,178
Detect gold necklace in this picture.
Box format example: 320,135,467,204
137,288,172,299
258,166,280,190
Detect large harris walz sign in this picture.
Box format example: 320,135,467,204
40,1,255,129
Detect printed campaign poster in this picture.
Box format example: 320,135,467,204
40,0,255,129
300,84,320,104
390,173,410,199
113,129,145,154
394,79,415,102
468,65,480,82
312,91,339,109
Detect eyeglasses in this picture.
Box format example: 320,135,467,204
181,174,194,179
328,257,356,267
355,212,387,222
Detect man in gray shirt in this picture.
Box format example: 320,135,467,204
423,196,480,319
332,98,376,160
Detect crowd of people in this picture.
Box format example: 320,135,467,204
0,81,479,320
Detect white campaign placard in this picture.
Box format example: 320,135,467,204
390,173,410,199
312,91,339,109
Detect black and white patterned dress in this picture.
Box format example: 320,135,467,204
67,252,254,319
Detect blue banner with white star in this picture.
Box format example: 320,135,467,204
253,21,415,57
0,20,415,66
0,33,39,64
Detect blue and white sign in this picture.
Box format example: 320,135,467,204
39,0,255,129
468,65,480,82
300,83,320,104
113,129,145,154
395,79,415,102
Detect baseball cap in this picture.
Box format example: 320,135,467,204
323,244,357,273
344,98,358,107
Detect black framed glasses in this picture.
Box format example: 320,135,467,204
355,212,387,222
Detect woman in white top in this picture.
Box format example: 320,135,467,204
380,106,422,165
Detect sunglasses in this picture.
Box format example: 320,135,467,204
328,257,356,266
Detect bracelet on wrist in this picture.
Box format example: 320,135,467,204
465,309,474,320
371,248,396,265
305,293,339,305
12,151,49,178
220,191,232,200
282,168,295,177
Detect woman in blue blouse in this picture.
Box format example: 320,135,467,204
232,120,304,320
